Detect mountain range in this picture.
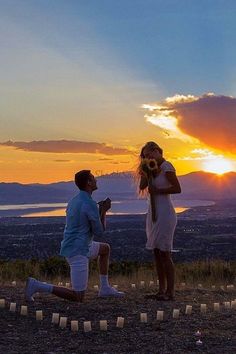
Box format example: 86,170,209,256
0,171,236,205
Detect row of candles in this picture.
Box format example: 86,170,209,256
0,300,124,331
8,280,235,291
93,282,235,290
1,298,236,331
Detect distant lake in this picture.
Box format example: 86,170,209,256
0,200,215,217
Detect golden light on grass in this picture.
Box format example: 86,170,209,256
202,158,234,175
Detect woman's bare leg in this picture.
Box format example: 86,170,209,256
160,251,175,298
154,248,166,294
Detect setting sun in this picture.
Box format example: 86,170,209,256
202,158,234,175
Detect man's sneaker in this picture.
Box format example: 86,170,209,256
98,286,125,298
25,277,38,302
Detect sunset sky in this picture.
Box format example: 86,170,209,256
1,0,236,183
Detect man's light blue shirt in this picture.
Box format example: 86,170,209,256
60,191,103,258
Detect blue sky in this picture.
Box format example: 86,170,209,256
2,0,236,96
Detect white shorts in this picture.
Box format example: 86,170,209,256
66,241,100,292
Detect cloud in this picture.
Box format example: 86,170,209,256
0,140,131,155
54,159,72,163
98,158,114,161
143,93,236,153
177,148,224,161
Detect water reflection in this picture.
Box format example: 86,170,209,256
22,206,188,217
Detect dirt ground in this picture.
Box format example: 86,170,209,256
0,284,236,354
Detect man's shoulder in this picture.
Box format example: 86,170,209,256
67,193,97,212
82,198,98,210
67,193,80,205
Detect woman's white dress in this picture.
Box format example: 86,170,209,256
146,160,177,252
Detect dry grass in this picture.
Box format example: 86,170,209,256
0,259,235,291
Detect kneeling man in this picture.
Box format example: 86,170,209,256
25,170,124,302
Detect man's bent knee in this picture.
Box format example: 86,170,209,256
99,243,110,256
72,290,85,302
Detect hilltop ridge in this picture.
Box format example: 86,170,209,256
1,171,236,205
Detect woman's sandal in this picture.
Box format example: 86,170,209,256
156,294,175,301
144,292,165,300
145,292,175,301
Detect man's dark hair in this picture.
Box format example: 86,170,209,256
74,170,91,190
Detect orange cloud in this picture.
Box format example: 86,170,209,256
0,140,131,155
98,157,114,161
143,94,236,154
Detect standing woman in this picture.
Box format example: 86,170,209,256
138,141,181,300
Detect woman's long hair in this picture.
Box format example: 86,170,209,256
135,141,163,196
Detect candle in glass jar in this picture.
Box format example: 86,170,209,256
93,285,99,291
180,282,186,289
0,299,6,308
9,302,16,312
231,300,236,309
211,285,216,290
214,303,220,311
100,320,108,331
198,283,203,289
185,305,192,315
140,281,145,287
173,309,180,319
59,316,67,328
36,310,43,321
20,305,28,316
65,282,70,288
84,321,92,332
140,313,147,323
149,281,154,287
116,317,124,328
228,284,234,290
224,302,230,309
131,283,136,289
71,320,78,332
156,310,164,321
200,304,207,314
113,285,118,289
12,281,16,286
52,313,60,324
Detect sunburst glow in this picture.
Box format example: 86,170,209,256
202,158,234,175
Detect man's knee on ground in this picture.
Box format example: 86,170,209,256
72,290,85,302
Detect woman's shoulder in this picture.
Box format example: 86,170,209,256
161,160,176,172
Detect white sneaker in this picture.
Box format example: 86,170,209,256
25,277,38,302
98,286,125,298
